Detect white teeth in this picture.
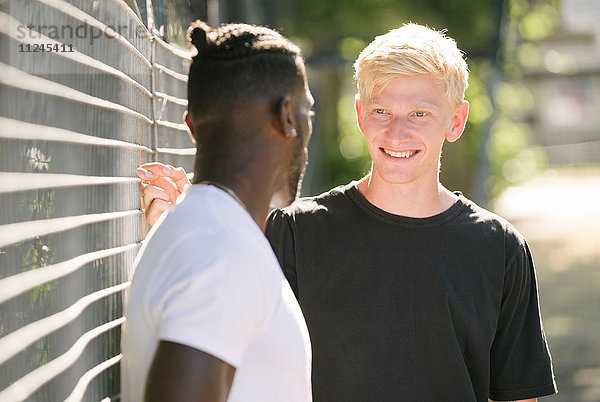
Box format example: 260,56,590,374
384,149,416,158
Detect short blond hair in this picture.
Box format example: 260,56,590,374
354,24,469,107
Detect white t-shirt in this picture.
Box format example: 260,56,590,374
121,185,312,402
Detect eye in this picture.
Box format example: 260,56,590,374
374,108,386,114
415,111,426,117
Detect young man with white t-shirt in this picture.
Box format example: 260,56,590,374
121,21,314,402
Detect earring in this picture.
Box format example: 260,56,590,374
290,128,297,137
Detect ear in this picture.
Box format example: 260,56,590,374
446,101,469,143
276,95,297,138
355,94,365,133
183,110,197,144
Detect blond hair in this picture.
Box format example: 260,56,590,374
354,23,469,107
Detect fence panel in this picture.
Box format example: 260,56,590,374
0,0,193,400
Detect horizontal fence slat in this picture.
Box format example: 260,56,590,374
0,12,153,99
154,63,189,82
155,120,190,132
63,353,122,402
0,243,139,303
0,173,140,194
0,63,153,126
0,210,141,248
0,117,154,151
0,283,129,365
154,36,193,63
154,91,188,106
36,0,153,68
156,147,196,156
0,316,125,401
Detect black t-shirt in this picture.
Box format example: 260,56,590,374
265,182,556,402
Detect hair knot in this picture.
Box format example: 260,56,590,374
189,20,212,55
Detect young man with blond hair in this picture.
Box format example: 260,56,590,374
139,23,556,401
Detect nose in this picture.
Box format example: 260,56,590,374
387,116,412,142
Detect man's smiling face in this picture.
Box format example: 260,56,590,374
355,74,467,187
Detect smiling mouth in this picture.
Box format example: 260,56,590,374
381,148,419,159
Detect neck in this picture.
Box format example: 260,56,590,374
193,155,276,231
356,173,458,218
195,174,272,231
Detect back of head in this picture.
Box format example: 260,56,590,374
187,21,306,127
354,23,469,107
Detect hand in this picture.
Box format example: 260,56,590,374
137,162,191,226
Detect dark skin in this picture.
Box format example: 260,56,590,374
142,89,313,401
186,97,299,231
145,342,235,402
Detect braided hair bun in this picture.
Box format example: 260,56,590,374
187,20,306,123
187,21,300,60
188,20,213,56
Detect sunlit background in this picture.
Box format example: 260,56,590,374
1,0,598,400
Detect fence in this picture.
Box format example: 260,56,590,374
0,0,194,400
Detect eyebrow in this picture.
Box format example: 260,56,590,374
369,99,440,109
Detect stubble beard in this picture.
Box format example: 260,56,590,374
270,134,307,209
287,134,307,204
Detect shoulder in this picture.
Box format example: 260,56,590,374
275,182,356,218
139,188,278,284
457,195,527,261
266,182,357,239
134,216,283,330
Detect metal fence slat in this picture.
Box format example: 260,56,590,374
0,12,153,99
154,63,189,82
154,91,188,106
0,210,141,248
0,117,153,151
156,147,196,156
0,243,139,303
36,0,153,69
0,63,153,126
0,173,140,194
63,354,123,402
0,317,126,401
0,283,130,365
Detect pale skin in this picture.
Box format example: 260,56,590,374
138,74,537,402
354,74,468,218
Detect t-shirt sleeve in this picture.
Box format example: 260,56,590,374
265,208,299,299
489,239,557,400
156,252,270,368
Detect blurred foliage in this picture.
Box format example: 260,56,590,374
288,0,498,57
271,0,561,204
486,0,561,202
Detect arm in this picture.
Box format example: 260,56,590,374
142,250,268,402
489,239,556,400
265,209,299,298
137,162,190,225
145,341,235,402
